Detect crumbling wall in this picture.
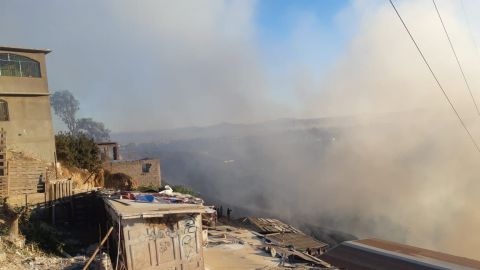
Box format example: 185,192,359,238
104,159,161,187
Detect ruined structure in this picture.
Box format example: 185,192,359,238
98,142,161,187
240,217,328,256
0,46,56,197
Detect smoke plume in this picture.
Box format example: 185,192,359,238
3,0,480,260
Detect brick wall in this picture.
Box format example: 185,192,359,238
8,151,49,195
105,159,161,187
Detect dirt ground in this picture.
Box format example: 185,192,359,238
203,225,281,270
204,243,280,270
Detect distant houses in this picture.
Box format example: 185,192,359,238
98,141,161,187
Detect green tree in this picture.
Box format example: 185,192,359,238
55,132,102,173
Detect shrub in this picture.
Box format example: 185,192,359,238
159,181,197,196
55,132,102,173
136,184,159,192
104,171,136,190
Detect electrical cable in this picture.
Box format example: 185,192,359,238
432,0,480,115
388,0,480,153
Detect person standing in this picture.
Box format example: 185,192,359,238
227,208,232,221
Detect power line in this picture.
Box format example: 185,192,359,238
433,0,480,115
388,0,480,153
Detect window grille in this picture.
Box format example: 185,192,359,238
0,53,41,78
0,100,8,121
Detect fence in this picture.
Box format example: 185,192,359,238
46,179,73,201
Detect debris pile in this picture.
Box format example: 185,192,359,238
0,236,85,270
203,223,338,269
237,217,333,268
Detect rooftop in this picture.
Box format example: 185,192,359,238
96,142,118,146
109,158,157,163
0,45,51,54
321,238,480,270
103,195,206,220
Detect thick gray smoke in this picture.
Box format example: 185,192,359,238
0,0,282,130
120,0,480,260
3,0,480,260
286,0,480,259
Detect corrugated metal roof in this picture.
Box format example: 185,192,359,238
320,238,480,270
240,217,302,234
266,232,328,250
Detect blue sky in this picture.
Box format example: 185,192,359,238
254,0,352,107
256,0,347,37
256,0,348,49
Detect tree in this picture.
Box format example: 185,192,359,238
50,90,79,134
51,90,111,141
76,118,110,142
2,198,27,247
55,132,102,173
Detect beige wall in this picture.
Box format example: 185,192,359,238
0,96,56,162
0,48,56,163
105,159,161,186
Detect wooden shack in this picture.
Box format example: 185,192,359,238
103,198,206,270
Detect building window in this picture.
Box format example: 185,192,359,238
0,100,8,121
142,163,152,173
0,53,41,78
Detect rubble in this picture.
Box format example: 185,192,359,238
0,236,86,270
204,223,337,270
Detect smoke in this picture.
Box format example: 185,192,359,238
288,0,480,259
3,0,480,260
0,0,283,130
281,0,480,259
135,0,480,260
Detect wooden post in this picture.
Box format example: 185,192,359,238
52,183,56,225
51,202,55,226
82,226,114,270
54,151,58,179
44,189,47,219
69,181,74,223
